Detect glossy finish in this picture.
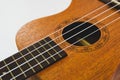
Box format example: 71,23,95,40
16,0,120,80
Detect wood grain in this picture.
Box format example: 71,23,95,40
16,0,120,80
112,64,120,80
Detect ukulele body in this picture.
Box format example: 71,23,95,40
16,0,120,80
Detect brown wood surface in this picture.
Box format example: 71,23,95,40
16,0,120,80
112,64,120,80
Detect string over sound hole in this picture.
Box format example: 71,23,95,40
62,22,101,46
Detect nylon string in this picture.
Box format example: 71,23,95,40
0,1,120,79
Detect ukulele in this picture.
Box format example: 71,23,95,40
0,0,120,80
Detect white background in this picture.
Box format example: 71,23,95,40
0,0,72,61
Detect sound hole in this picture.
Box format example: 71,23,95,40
62,22,101,46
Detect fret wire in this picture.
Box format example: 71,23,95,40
11,63,38,80
0,66,9,78
11,68,26,80
33,45,50,65
0,46,51,79
44,39,62,58
4,57,14,65
3,61,15,80
1,73,13,80
2,1,117,78
19,52,36,73
0,0,113,73
38,41,57,61
0,61,5,69
24,69,33,78
45,37,66,58
0,61,6,75
0,37,60,71
26,48,43,69
15,74,26,80
11,56,27,78
0,37,67,80
10,47,66,80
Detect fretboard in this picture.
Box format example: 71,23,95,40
0,37,67,80
100,0,120,10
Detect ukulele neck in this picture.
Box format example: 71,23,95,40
100,0,120,10
0,37,67,80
